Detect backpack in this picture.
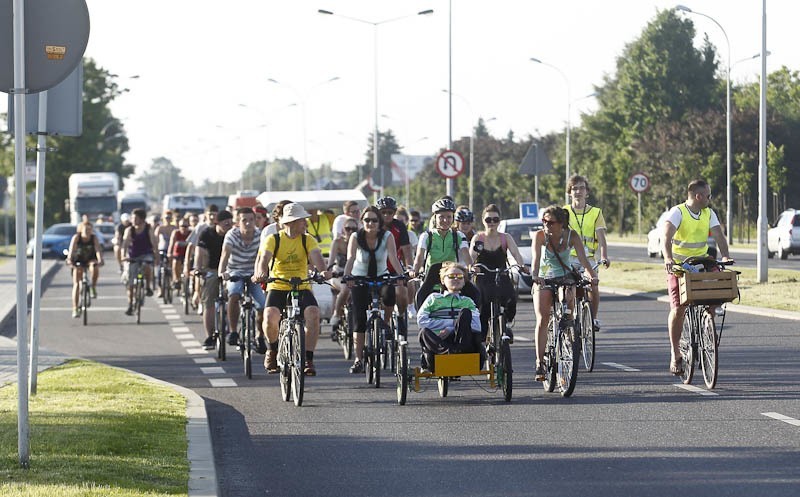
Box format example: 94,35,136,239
425,228,461,264
270,232,309,272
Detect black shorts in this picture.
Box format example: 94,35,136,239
266,289,318,313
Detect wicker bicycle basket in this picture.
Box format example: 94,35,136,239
678,270,739,305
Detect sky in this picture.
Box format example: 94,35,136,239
4,1,798,191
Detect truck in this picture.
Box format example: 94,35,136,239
68,172,120,225
162,193,206,217
227,190,260,210
118,191,149,215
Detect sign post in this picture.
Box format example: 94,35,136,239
628,172,651,239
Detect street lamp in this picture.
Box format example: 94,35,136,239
318,7,433,199
267,76,340,191
530,57,571,205
676,4,733,245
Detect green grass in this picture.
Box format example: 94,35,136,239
0,360,188,497
602,261,800,312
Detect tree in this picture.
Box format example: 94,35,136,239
138,157,192,201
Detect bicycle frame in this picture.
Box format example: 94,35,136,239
540,277,580,397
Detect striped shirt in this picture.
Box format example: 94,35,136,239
223,227,261,275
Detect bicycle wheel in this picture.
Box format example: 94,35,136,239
579,300,595,372
543,318,557,393
136,279,144,324
216,302,227,361
438,377,449,397
557,324,579,397
373,317,382,388
397,342,409,405
278,322,291,402
243,309,254,379
679,307,695,385
387,316,397,373
291,321,305,407
342,306,354,360
164,270,173,304
183,275,190,315
499,340,513,402
81,279,89,326
699,309,718,389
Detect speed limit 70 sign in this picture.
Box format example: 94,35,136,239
629,172,651,193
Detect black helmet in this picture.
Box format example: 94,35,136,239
431,197,456,213
455,209,474,223
376,196,397,211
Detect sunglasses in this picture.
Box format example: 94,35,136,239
363,218,379,224
543,219,557,226
444,273,464,280
344,226,357,232
484,217,500,224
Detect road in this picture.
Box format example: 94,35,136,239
36,263,799,497
610,242,800,271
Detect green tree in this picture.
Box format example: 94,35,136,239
138,157,192,201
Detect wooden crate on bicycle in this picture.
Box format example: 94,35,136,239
679,271,738,305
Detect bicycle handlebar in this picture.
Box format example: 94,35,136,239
342,273,408,286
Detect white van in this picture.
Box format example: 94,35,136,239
162,193,206,217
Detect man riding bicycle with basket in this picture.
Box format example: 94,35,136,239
662,179,732,376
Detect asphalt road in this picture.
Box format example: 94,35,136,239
36,263,800,497
610,242,800,271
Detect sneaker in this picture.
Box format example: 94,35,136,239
349,360,364,374
535,364,546,381
264,350,279,374
197,303,204,315
72,308,80,318
407,304,417,320
714,307,725,317
330,315,341,328
503,324,514,344
420,352,433,374
125,305,134,316
304,360,317,376
202,336,215,350
146,288,153,297
90,287,97,299
227,331,239,346
255,335,267,354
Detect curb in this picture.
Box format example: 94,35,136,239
0,260,62,337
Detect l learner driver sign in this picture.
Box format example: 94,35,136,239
436,150,465,179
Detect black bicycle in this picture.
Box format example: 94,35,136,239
575,260,606,372
126,256,152,325
230,274,257,379
540,277,580,397
182,265,197,315
72,260,92,326
158,250,173,304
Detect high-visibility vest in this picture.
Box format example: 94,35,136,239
565,204,602,257
307,214,333,256
672,204,710,260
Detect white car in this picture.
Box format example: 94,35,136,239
498,217,543,293
647,211,717,259
767,208,800,259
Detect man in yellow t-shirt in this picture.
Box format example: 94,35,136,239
256,203,330,377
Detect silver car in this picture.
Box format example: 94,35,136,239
767,208,800,259
498,217,543,293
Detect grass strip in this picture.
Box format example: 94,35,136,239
601,261,800,311
0,360,188,497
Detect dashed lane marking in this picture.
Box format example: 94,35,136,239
180,340,201,348
209,378,237,387
762,412,800,427
512,336,532,342
171,326,190,332
200,367,226,375
175,333,195,340
185,347,208,355
193,357,216,364
41,307,126,312
674,384,719,396
165,314,181,320
602,362,641,372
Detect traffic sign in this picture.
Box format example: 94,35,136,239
435,150,465,179
519,202,539,219
629,172,651,194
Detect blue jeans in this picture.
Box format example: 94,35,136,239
226,278,266,310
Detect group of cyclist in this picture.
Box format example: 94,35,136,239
64,172,730,381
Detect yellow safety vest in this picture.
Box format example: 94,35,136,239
672,204,710,261
565,204,602,257
307,214,333,256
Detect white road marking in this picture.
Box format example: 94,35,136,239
209,378,237,387
674,384,719,396
200,366,226,375
180,340,201,348
41,307,126,312
175,333,195,340
512,336,532,342
185,347,209,355
171,326,190,332
193,357,216,364
761,412,800,427
164,315,181,320
602,362,641,372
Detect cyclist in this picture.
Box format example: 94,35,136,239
66,221,104,317
531,205,598,381
155,210,177,298
342,206,405,374
470,204,528,341
376,196,413,330
417,261,482,373
195,209,234,349
168,218,191,292
408,210,424,236
307,208,334,257
256,203,331,376
185,204,219,311
254,205,269,230
455,206,477,242
331,200,361,239
256,199,293,273
121,208,160,316
565,174,611,332
328,217,357,333
218,207,266,352
661,179,731,376
395,206,419,317
113,213,132,274
411,197,478,309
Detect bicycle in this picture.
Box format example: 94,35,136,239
229,274,257,379
539,277,581,397
214,274,228,361
472,263,517,402
72,260,92,326
332,296,355,360
672,257,738,389
574,260,607,372
344,274,405,389
266,273,326,407
158,251,173,304
182,269,197,315
126,256,151,325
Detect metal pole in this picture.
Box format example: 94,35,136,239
726,46,733,245
12,0,30,468
29,91,48,395
637,191,642,239
756,0,768,282
372,24,380,202
446,0,454,198
468,132,474,212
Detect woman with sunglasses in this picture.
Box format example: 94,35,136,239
531,205,598,381
168,219,192,290
328,218,358,333
470,204,528,341
343,206,404,374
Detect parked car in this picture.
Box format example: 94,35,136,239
95,223,116,251
767,208,800,259
26,223,77,259
498,217,543,293
646,210,717,259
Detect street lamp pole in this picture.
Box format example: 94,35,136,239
676,5,732,245
530,57,571,205
318,8,433,199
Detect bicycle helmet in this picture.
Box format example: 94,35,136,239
455,209,474,223
431,197,456,213
376,196,397,211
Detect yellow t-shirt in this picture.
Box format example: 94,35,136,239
262,232,319,291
